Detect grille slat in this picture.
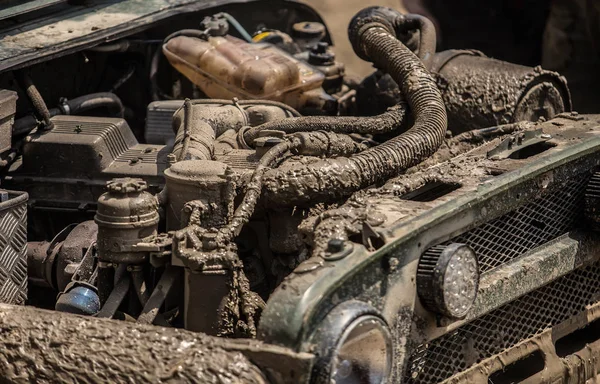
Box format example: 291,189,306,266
406,261,600,383
406,173,594,383
449,174,590,273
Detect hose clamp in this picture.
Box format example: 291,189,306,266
58,97,71,115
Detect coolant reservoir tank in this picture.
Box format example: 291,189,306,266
163,35,334,113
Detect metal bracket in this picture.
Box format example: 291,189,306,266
487,129,551,160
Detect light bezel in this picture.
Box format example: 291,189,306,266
417,243,480,319
330,315,393,383
308,301,393,384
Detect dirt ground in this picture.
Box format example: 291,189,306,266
302,0,407,77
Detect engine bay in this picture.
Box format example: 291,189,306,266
0,0,598,383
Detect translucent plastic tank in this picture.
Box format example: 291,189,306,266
163,35,333,112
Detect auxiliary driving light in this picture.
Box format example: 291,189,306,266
417,243,480,319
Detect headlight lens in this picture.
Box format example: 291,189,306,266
331,315,393,384
442,245,479,317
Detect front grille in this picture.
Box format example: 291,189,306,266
446,173,590,272
405,261,600,383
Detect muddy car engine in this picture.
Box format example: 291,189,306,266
0,1,598,383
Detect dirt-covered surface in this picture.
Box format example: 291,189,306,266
303,0,407,77
0,303,315,383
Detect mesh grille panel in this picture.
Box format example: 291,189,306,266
448,173,590,272
405,259,600,383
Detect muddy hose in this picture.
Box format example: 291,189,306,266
242,104,407,146
215,138,301,245
171,99,301,161
262,7,447,206
397,13,436,69
15,71,54,131
242,10,435,145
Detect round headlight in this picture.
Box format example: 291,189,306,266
417,243,479,319
331,316,392,383
310,302,393,384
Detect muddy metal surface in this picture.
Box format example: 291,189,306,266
0,303,313,383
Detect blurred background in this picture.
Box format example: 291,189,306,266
303,0,407,77
303,0,600,113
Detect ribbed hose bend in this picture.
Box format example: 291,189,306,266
242,104,407,146
262,7,447,205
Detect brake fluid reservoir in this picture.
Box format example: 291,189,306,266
163,35,334,113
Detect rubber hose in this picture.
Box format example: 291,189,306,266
13,92,125,136
262,7,447,206
242,104,407,146
61,92,125,118
242,10,435,145
16,71,54,131
396,14,436,69
215,138,301,245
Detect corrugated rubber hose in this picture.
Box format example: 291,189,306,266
261,6,447,206
242,10,437,145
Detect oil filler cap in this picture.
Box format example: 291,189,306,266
106,178,148,193
417,243,479,319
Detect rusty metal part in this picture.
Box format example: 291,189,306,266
27,221,98,292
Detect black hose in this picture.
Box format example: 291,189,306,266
262,7,447,206
16,71,54,131
60,92,124,118
13,92,125,136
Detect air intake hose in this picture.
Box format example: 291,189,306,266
262,7,447,205
242,9,437,145
242,104,407,146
